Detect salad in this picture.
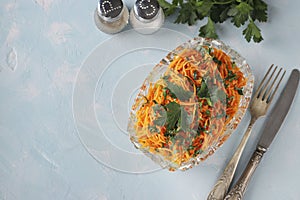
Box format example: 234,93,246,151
128,40,248,171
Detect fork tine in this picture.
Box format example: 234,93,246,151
267,69,286,103
257,65,277,98
254,64,274,98
263,67,283,101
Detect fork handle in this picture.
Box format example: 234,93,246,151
207,118,256,200
224,146,266,200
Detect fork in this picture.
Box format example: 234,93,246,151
207,65,286,200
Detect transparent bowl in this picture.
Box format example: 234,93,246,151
128,37,254,171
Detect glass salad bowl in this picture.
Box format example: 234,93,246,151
127,37,254,171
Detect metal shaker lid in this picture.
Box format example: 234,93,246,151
97,0,124,21
134,0,160,21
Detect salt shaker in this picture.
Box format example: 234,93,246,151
130,0,165,34
94,0,129,34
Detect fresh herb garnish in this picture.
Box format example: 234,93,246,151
165,102,181,130
199,17,218,39
149,125,159,133
213,56,222,65
235,87,244,95
178,107,192,132
199,101,203,109
215,112,226,119
161,101,193,133
197,80,214,106
225,70,237,81
163,76,193,101
197,78,227,105
153,117,166,127
204,97,213,106
197,125,206,133
157,0,268,43
165,129,178,141
152,104,167,126
213,109,226,119
193,71,198,80
162,88,168,98
211,89,227,103
205,109,211,116
243,18,263,42
194,149,204,156
197,80,209,98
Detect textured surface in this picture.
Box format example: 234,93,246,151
0,0,300,200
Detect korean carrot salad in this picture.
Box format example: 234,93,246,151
129,46,246,170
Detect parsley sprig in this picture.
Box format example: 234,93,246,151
157,0,268,43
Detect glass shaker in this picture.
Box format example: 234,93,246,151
94,0,129,34
130,0,165,34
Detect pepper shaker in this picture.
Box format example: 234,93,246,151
94,0,129,34
130,0,165,34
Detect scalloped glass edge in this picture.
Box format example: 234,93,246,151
128,37,254,171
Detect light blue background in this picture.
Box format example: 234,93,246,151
0,0,299,199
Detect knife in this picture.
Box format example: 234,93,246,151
224,69,300,200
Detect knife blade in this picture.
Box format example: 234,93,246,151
258,69,299,149
225,69,299,200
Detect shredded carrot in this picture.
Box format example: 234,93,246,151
131,47,247,169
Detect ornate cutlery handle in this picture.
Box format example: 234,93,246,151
207,119,256,200
224,146,266,200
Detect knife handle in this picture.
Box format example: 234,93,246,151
224,146,266,200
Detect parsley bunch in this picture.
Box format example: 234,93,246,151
157,0,268,43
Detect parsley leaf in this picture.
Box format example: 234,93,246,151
225,70,237,81
163,101,193,133
163,76,193,101
197,79,214,106
152,105,167,126
165,102,181,130
158,0,268,43
196,0,213,17
210,5,230,23
235,87,244,95
228,2,253,27
213,57,222,65
199,17,218,39
249,0,268,22
197,78,227,105
153,117,166,127
175,1,198,25
211,89,227,104
157,0,177,16
178,108,191,132
197,80,209,98
243,19,263,43
149,125,159,133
